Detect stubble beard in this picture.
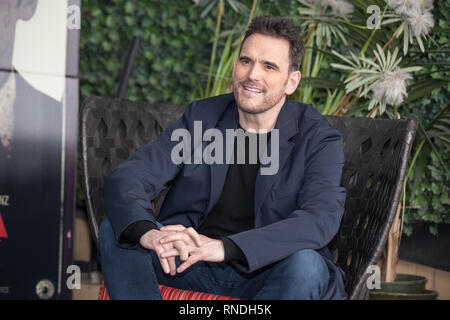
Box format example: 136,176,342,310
232,79,287,115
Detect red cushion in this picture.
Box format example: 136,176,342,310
98,281,239,300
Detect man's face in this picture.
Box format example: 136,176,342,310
232,33,299,115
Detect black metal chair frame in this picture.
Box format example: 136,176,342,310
80,96,417,300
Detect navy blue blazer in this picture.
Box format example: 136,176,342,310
104,93,347,299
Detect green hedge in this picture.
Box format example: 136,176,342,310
80,0,217,105
79,0,300,105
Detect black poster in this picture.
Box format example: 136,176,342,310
0,0,79,299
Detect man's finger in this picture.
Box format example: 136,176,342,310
168,257,177,276
160,233,190,244
184,227,202,247
177,252,201,273
157,252,170,274
160,225,186,232
153,241,171,274
160,248,179,258
161,242,189,260
174,241,189,261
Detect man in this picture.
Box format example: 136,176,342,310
100,16,347,300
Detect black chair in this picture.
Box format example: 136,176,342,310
80,96,417,300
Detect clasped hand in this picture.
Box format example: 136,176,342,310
139,225,225,276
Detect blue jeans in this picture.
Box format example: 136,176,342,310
98,218,330,300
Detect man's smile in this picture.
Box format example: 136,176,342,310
241,83,264,94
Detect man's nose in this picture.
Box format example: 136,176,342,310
247,64,263,82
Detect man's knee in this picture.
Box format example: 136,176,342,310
283,249,330,287
98,218,140,263
98,218,156,269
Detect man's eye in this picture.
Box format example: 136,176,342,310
265,65,274,70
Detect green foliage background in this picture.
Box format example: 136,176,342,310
81,0,211,105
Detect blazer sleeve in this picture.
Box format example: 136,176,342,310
228,124,347,273
103,103,194,248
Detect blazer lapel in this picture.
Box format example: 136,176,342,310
254,98,298,215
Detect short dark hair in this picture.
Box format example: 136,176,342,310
240,16,304,72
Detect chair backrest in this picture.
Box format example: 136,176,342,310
80,96,417,300
326,116,417,299
80,96,185,245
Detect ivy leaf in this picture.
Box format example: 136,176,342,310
431,183,440,194
440,192,450,205
105,16,116,28
432,195,440,209
124,2,134,14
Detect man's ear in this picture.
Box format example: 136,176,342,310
16,0,38,21
285,70,301,95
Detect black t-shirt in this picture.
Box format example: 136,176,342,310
121,123,271,266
